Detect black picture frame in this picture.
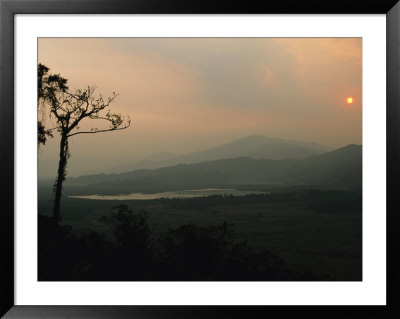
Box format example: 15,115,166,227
1,0,399,318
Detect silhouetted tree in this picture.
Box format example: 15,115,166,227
37,63,68,145
109,205,153,279
38,64,131,221
156,222,297,280
110,204,150,252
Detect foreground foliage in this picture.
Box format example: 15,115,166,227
38,204,326,281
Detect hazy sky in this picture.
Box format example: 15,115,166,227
38,38,362,178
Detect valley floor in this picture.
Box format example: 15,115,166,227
38,189,362,281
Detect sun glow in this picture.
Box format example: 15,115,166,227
347,97,353,104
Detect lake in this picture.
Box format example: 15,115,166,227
68,188,269,200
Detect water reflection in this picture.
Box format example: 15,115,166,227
69,188,269,200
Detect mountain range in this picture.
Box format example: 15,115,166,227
103,135,330,173
63,143,361,195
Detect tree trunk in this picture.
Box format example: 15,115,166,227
53,134,68,221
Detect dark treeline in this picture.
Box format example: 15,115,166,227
133,189,362,213
38,204,327,281
38,188,362,214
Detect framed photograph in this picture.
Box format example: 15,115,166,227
1,0,399,318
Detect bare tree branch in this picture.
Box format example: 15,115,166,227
67,122,131,137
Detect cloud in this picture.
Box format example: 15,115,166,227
38,38,362,177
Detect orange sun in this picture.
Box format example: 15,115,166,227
347,97,353,104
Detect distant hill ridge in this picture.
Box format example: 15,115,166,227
64,144,361,193
171,135,329,163
99,135,331,174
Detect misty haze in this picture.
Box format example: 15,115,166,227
38,38,362,281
